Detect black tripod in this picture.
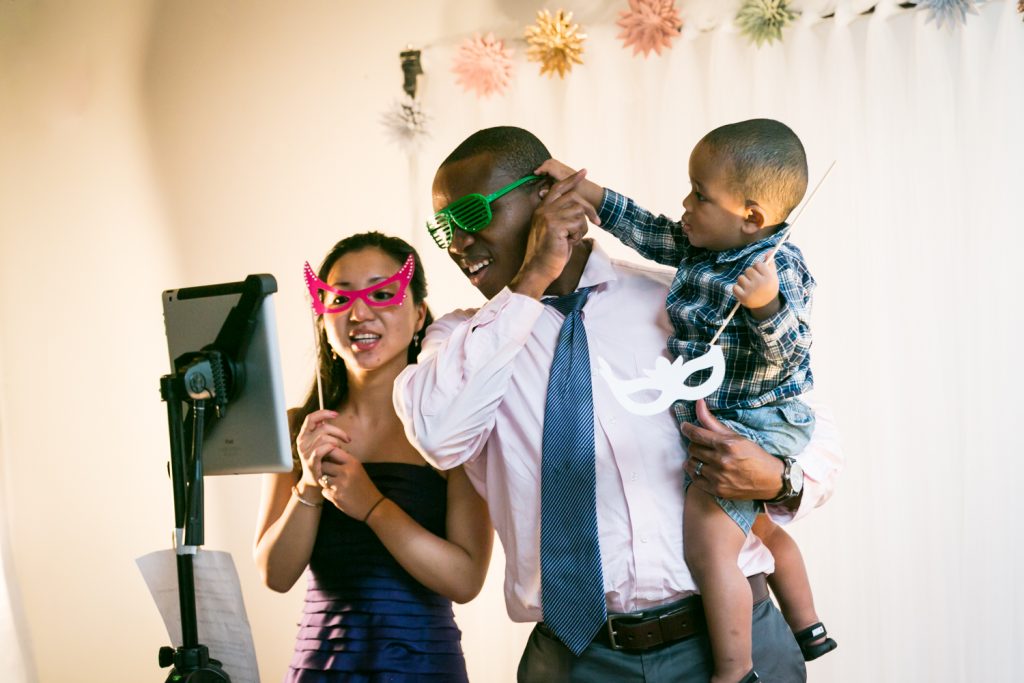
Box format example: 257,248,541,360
157,274,275,682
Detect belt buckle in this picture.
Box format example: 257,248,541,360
605,611,644,651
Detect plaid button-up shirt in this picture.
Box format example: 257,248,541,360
598,189,815,421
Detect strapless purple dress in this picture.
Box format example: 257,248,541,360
284,463,468,682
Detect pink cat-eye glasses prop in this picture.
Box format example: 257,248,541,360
303,254,416,315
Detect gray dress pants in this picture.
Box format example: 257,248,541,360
517,597,806,683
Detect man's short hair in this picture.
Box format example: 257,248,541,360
440,126,551,181
699,119,808,221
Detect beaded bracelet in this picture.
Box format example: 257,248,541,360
292,485,323,508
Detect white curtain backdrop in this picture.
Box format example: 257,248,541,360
1,1,1021,681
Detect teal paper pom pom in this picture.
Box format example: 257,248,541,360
916,0,979,29
735,0,798,47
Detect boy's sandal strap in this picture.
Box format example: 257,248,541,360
794,621,838,661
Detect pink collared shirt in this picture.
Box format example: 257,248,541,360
394,242,843,623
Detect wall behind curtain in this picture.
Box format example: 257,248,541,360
0,400,33,683
1,1,1021,681
0,1,180,680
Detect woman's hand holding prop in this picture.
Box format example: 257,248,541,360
295,409,351,488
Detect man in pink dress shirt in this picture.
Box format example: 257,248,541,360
394,126,843,682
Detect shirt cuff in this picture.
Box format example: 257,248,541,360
746,300,799,344
598,188,628,228
765,471,825,524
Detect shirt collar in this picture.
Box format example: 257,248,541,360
708,223,789,265
577,239,618,290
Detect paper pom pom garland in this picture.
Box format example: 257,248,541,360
524,9,587,79
380,1,1001,131
616,0,683,57
735,0,798,47
452,32,514,98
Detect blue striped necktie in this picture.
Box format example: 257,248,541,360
540,286,606,656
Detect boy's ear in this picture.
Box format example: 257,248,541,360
741,203,768,234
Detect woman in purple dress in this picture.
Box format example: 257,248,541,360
255,232,492,682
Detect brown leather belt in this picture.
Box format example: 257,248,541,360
591,573,770,652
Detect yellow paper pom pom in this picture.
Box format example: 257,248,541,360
524,9,586,79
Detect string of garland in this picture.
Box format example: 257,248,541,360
381,0,1017,143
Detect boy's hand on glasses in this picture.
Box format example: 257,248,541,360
534,159,605,210
511,169,599,298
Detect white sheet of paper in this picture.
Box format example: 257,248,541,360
136,548,260,683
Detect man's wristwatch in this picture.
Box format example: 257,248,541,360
765,456,804,504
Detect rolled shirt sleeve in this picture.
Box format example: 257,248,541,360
764,390,844,524
393,287,544,470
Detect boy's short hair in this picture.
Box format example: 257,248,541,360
699,119,808,222
441,126,551,181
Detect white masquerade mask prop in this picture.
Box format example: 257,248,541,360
597,346,726,416
601,162,835,416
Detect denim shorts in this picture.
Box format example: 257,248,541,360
687,398,815,534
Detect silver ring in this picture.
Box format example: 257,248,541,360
320,475,330,487
694,461,704,478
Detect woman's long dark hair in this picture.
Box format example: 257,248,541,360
288,232,433,465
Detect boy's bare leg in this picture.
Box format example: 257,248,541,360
751,516,822,639
684,485,753,683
